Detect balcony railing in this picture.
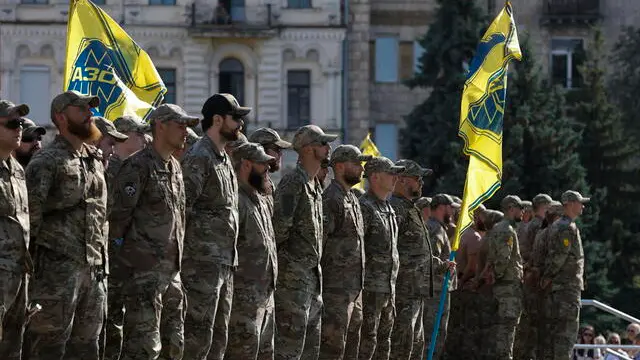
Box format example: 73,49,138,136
189,3,273,29
542,0,601,24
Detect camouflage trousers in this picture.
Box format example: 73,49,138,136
442,289,479,360
182,261,233,360
540,288,580,360
344,291,363,360
319,289,362,360
226,284,275,360
120,270,185,360
24,248,107,360
513,285,540,360
423,291,449,360
103,276,125,360
0,271,28,360
274,286,323,360
487,283,522,360
358,291,395,360
389,295,424,360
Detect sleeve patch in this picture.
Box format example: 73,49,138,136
124,182,137,197
563,238,570,247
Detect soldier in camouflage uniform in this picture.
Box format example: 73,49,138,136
273,125,336,359
0,100,32,360
540,191,588,360
173,127,201,160
478,195,524,359
415,197,431,223
109,104,197,360
110,115,150,176
390,160,455,360
424,194,459,360
248,127,292,213
13,117,46,168
318,145,371,360
358,156,404,360
513,193,552,360
24,91,108,360
93,116,129,167
226,143,278,359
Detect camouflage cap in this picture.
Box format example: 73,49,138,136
0,100,29,117
248,127,292,149
548,200,564,216
364,156,404,177
501,195,525,211
114,115,150,134
51,91,99,114
329,144,372,166
431,194,460,208
532,193,553,207
292,125,338,151
522,200,533,211
561,190,590,204
227,132,249,150
451,195,462,204
185,127,200,147
149,104,199,126
396,159,433,177
93,116,128,142
21,117,46,138
415,197,432,210
233,142,275,164
485,209,505,227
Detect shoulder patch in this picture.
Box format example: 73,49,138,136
507,236,513,246
563,238,570,247
124,182,137,197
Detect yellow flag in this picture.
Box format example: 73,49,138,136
453,2,521,251
353,133,381,190
64,0,166,121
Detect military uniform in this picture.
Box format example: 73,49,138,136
226,143,278,360
25,130,108,360
319,145,371,360
0,148,31,360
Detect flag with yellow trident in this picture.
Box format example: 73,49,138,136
63,0,166,121
426,2,521,359
353,133,381,191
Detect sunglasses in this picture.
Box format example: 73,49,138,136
1,118,24,130
22,135,42,143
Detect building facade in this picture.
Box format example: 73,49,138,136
0,0,346,143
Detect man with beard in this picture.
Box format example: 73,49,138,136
247,127,292,213
358,157,404,360
226,142,277,359
273,125,337,359
478,195,524,359
173,127,200,160
390,160,455,360
0,100,32,360
93,116,129,167
24,91,107,360
109,104,197,360
318,145,371,360
14,117,45,167
424,194,459,360
181,93,246,359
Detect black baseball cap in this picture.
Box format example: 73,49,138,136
201,93,251,120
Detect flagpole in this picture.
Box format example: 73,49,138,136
426,251,455,360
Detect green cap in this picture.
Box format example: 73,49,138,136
93,116,128,142
114,115,150,134
329,144,372,166
51,91,99,114
248,127,292,149
396,159,433,177
561,190,590,204
364,156,404,177
0,100,29,117
232,142,275,164
431,194,460,209
501,195,525,211
292,125,338,151
149,104,199,126
532,193,553,207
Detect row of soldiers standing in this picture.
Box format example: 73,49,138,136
0,89,586,360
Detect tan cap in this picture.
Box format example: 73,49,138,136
248,127,292,149
547,200,564,216
431,194,460,209
93,116,128,142
561,190,590,204
364,156,404,177
292,125,338,151
330,145,372,166
149,104,199,126
532,193,553,206
396,159,433,177
51,91,99,114
233,142,275,163
0,100,29,117
114,115,150,134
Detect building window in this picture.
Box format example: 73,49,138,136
288,0,311,9
92,0,106,5
158,68,177,104
414,41,426,75
374,37,399,83
21,0,48,4
20,66,50,125
551,38,584,89
287,70,311,128
149,0,175,5
374,123,398,161
218,58,245,106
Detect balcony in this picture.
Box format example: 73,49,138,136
541,0,601,25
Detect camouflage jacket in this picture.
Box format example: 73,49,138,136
109,146,185,273
531,227,550,270
426,217,456,292
0,156,31,273
105,154,124,190
273,164,323,293
360,192,399,294
181,135,239,266
543,216,584,291
322,180,365,292
236,181,277,291
520,216,543,267
485,219,523,283
26,135,108,267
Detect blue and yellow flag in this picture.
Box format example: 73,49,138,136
64,0,166,121
354,133,381,191
453,1,521,251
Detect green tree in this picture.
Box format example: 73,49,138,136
610,26,640,139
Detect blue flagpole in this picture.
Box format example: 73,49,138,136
426,250,456,360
